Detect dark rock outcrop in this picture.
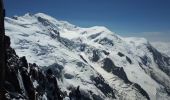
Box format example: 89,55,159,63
103,50,110,55
37,16,51,26
99,37,114,46
147,45,170,76
133,83,150,100
102,58,130,83
126,56,132,64
112,67,131,84
90,75,116,99
118,52,125,57
92,50,100,62
102,58,116,72
88,32,102,39
44,63,64,80
4,35,64,100
80,55,88,63
101,58,150,100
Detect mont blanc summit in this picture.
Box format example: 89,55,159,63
5,13,170,100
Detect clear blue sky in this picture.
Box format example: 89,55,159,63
4,0,170,42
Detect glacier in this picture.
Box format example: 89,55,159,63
5,13,170,100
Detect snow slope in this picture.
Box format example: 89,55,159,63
5,13,170,100
151,42,170,57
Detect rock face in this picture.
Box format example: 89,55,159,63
4,35,63,100
147,45,170,76
4,13,170,100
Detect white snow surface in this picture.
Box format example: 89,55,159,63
151,42,170,57
5,13,170,100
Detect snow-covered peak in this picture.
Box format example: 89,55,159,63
5,13,170,100
23,13,33,17
35,13,56,19
88,26,112,33
34,13,78,30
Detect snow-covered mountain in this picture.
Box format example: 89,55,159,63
151,42,170,57
5,13,170,100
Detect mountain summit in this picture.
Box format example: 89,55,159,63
5,13,170,100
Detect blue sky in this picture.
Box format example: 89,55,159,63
4,0,170,42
